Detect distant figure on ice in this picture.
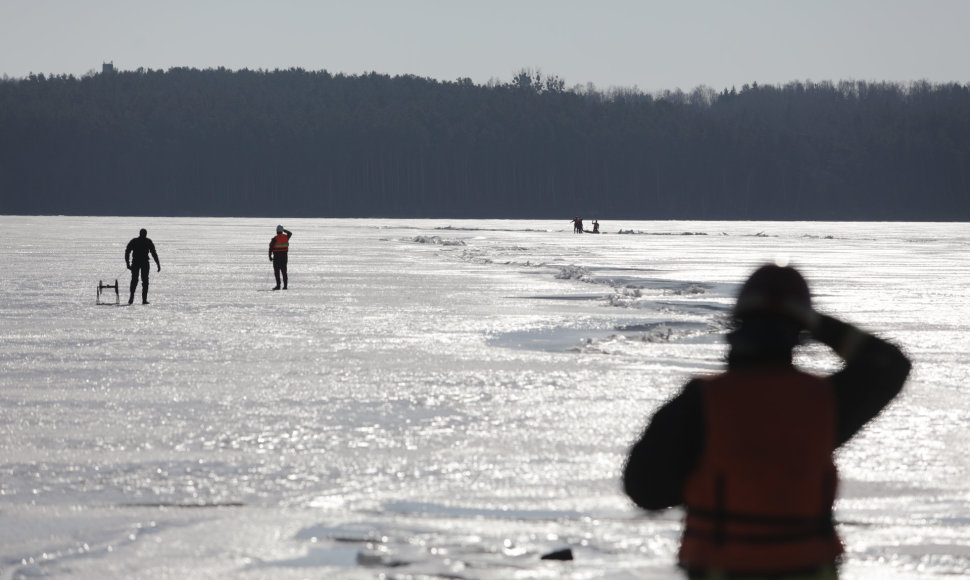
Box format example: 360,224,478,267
124,228,161,305
591,220,600,233
572,217,583,233
269,225,292,290
623,264,910,579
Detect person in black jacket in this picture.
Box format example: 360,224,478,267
623,264,911,579
124,228,161,305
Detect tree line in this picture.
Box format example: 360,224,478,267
1,67,968,220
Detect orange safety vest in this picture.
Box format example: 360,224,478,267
271,233,289,252
679,367,843,574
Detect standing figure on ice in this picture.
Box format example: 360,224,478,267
124,228,161,305
623,264,910,579
269,225,292,290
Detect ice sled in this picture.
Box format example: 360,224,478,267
97,279,119,305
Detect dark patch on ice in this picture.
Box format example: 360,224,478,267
541,547,574,560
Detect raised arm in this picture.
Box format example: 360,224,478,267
809,314,911,445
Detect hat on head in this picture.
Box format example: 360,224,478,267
277,225,284,234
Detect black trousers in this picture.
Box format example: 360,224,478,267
273,253,288,288
130,263,149,302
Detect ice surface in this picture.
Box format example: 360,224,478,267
1,217,968,579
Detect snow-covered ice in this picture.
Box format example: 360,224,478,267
1,216,968,579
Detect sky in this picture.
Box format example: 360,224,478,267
2,0,968,93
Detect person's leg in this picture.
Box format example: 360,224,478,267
141,265,150,303
129,267,139,304
280,254,288,289
273,260,281,289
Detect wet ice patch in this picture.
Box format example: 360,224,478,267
491,320,719,354
490,326,610,352
570,330,670,355
256,544,362,569
282,518,583,577
605,285,728,319
569,321,720,354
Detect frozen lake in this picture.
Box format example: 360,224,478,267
1,216,968,579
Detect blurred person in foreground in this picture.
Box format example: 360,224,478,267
125,228,161,305
623,264,911,579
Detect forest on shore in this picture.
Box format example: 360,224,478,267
1,67,968,220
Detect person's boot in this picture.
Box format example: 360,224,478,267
128,292,134,305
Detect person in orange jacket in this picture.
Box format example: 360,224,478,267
269,225,292,290
623,264,911,579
